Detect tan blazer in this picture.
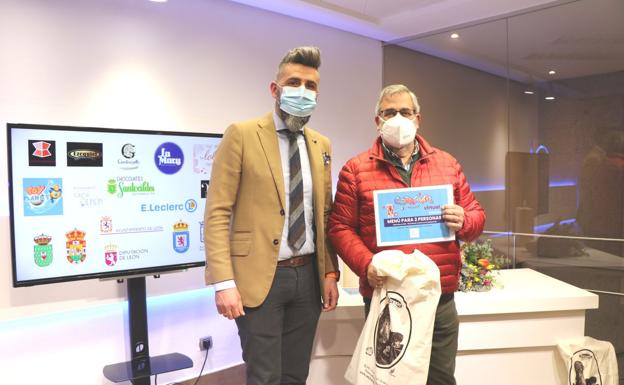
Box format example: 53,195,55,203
204,112,338,307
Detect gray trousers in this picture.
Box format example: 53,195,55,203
235,262,321,385
364,293,459,385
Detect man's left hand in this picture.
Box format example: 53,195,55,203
322,276,339,312
442,204,464,232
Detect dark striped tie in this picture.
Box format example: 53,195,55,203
284,130,306,250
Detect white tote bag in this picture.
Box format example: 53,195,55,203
345,249,441,385
557,336,619,385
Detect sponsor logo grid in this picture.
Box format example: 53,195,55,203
15,133,213,274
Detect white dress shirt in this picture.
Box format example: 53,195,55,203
274,112,316,260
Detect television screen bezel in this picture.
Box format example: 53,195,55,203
7,122,221,287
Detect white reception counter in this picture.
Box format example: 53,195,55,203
309,268,599,385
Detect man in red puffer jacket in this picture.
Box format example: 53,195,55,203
328,84,485,385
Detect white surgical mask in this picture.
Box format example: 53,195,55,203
279,86,317,117
379,114,418,149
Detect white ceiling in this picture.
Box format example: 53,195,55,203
228,0,624,83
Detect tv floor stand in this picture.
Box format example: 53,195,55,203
103,276,193,384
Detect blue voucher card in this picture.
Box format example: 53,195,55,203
373,185,454,246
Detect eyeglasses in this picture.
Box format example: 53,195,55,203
378,108,416,120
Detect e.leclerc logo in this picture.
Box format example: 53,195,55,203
155,142,184,175
140,199,197,213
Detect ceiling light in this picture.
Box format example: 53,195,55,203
548,70,556,75
149,0,168,2
524,90,534,95
450,33,459,39
544,96,555,100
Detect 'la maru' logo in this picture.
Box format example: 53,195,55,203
28,140,56,166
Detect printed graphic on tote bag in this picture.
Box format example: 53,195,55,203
569,349,603,385
372,291,412,369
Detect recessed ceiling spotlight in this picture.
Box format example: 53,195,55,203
544,96,555,100
548,70,556,75
524,90,534,95
450,33,459,39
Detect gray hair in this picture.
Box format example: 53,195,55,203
375,84,420,115
277,46,321,78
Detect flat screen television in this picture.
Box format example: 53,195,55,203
7,123,222,287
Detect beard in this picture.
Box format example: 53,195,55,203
279,108,310,132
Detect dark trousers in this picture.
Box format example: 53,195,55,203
364,293,459,385
235,262,321,385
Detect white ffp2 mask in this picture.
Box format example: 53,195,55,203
379,114,417,148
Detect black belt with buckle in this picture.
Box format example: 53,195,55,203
277,254,313,267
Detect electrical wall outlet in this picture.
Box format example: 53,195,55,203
199,336,213,351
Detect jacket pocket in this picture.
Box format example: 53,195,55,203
230,232,251,256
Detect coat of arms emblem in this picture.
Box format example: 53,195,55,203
173,220,189,253
34,234,53,267
66,228,86,264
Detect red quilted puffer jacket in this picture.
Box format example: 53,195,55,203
328,136,485,298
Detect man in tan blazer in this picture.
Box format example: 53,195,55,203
204,46,339,385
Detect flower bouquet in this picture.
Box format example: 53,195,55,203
458,239,507,292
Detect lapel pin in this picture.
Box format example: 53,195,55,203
323,152,331,165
